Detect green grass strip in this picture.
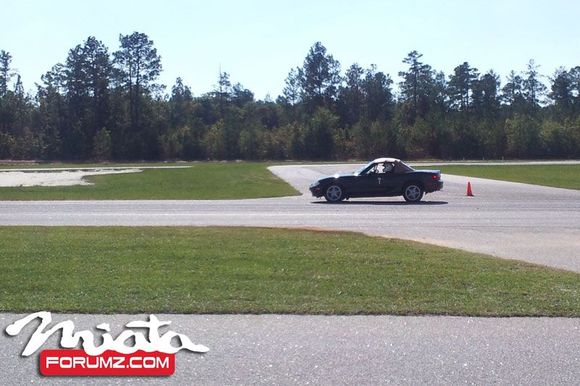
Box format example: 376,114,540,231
433,164,580,190
0,162,299,200
0,227,578,316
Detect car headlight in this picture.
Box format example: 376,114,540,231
310,181,320,188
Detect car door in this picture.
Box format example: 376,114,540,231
353,173,382,196
372,162,400,196
349,164,381,196
373,173,392,195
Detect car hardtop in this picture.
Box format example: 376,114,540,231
354,158,415,176
370,157,400,163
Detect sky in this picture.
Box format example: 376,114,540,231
1,0,579,100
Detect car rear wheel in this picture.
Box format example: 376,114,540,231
403,184,424,203
324,185,344,203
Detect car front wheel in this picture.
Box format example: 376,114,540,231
324,185,344,203
403,184,424,203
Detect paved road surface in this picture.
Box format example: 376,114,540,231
0,163,579,384
1,313,579,385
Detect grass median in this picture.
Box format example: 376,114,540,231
432,164,580,190
0,226,578,316
0,162,299,200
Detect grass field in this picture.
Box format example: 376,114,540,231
0,162,299,200
1,226,578,316
430,164,580,190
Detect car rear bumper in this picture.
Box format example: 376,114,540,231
425,181,444,193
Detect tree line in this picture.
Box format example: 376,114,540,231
1,34,579,161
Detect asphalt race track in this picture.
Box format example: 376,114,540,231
1,313,578,385
0,163,579,384
271,164,580,273
0,163,579,272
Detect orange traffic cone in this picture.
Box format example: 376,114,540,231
466,181,474,197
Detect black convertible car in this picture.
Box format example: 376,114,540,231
309,158,443,203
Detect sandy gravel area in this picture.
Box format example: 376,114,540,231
0,169,142,187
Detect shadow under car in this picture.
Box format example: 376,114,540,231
311,200,448,206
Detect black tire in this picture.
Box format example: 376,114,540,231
403,183,424,203
324,184,345,203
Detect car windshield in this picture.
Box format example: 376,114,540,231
354,160,415,175
353,162,374,176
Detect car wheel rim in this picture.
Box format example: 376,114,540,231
406,185,420,201
327,186,342,201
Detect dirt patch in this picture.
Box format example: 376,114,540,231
0,169,142,187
